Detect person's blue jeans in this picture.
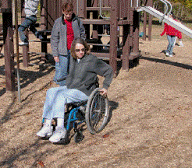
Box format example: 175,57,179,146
166,35,176,55
53,50,70,86
42,86,88,120
18,15,42,42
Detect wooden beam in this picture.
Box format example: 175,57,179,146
86,7,111,11
82,19,132,25
130,52,140,60
90,52,110,59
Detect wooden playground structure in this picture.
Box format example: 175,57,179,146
0,0,153,92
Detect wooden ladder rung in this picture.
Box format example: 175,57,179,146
86,7,111,11
87,43,110,47
28,39,50,43
82,19,110,25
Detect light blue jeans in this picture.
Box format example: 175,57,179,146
42,86,88,120
18,15,42,43
166,35,176,55
53,51,70,86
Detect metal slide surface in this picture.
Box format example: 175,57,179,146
137,6,192,38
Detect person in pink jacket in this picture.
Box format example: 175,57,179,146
161,13,179,57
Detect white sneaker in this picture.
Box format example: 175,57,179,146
49,127,66,143
165,52,169,56
19,41,29,46
179,44,184,47
179,41,184,47
36,123,53,138
168,54,173,57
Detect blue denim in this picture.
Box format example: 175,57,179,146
18,15,43,42
53,50,70,86
166,35,176,55
42,86,88,120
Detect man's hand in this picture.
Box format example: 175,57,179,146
100,88,108,97
54,56,60,63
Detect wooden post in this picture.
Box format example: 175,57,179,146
122,25,130,71
77,0,86,18
130,0,140,57
122,0,131,71
130,0,140,62
21,0,29,67
143,11,147,40
129,8,134,52
40,0,47,30
92,0,98,39
148,14,152,41
110,0,118,75
119,0,128,19
133,11,139,54
40,0,48,55
148,0,153,41
3,9,15,91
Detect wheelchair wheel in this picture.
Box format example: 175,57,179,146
85,88,109,134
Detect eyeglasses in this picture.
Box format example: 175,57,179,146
63,11,73,15
75,48,86,52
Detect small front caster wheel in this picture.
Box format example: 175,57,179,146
74,131,84,143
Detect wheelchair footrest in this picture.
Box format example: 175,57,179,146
53,133,70,145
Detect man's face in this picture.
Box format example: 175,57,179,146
63,11,73,21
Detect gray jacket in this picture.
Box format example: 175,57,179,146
66,54,113,96
25,0,39,17
51,14,86,57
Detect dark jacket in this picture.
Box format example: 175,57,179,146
51,14,86,57
66,54,113,96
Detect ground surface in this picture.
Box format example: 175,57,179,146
0,24,192,168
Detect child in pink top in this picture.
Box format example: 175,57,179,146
161,14,178,57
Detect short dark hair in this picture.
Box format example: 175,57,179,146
71,38,90,59
61,2,73,12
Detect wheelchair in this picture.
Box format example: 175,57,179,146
52,88,110,144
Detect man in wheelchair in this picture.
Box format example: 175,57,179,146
37,38,113,143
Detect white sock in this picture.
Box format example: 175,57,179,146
45,119,52,126
57,118,64,128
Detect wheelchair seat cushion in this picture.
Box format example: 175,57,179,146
67,100,87,107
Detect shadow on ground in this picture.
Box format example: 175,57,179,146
0,53,55,97
141,56,192,70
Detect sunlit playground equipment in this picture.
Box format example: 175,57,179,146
0,0,192,93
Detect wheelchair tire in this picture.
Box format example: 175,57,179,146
85,88,110,134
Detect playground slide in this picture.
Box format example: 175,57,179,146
137,6,192,38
